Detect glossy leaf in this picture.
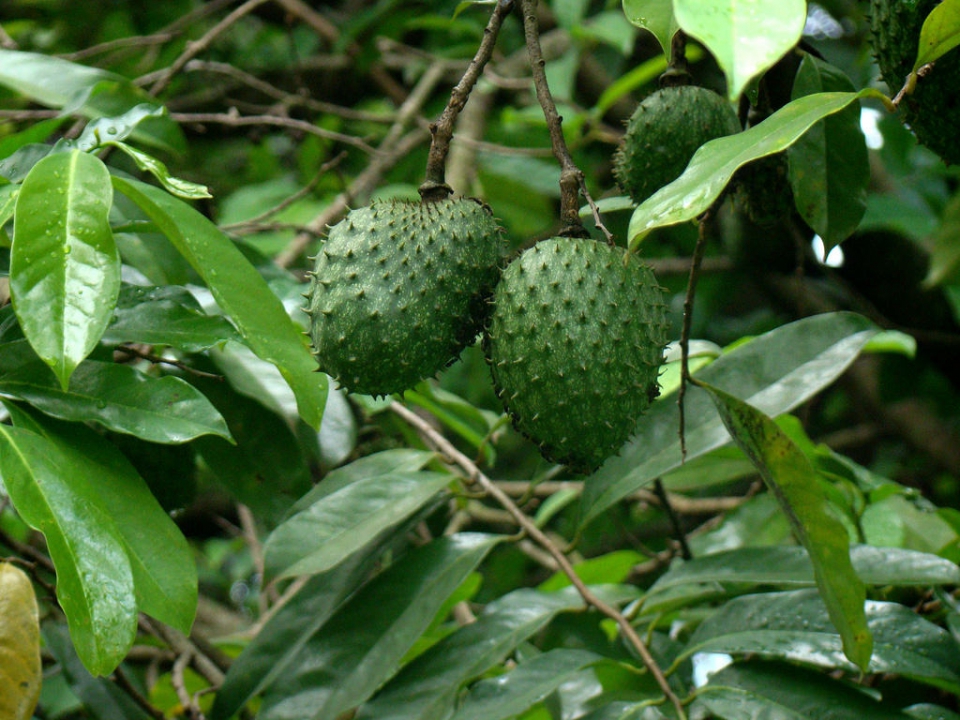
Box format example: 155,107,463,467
621,0,678,57
265,470,453,580
682,589,960,692
357,585,637,720
0,48,121,108
915,0,960,69
73,104,165,151
0,422,136,676
0,359,232,444
210,340,300,420
11,150,119,389
0,563,41,720
697,379,871,670
627,90,885,247
7,404,197,633
212,545,391,720
449,649,603,720
103,284,241,352
259,534,502,720
673,0,805,101
787,56,868,251
111,177,327,429
695,662,914,719
108,141,211,199
581,312,878,526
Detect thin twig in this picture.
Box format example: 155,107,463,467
652,479,692,560
420,0,514,200
168,111,378,155
520,0,586,236
172,649,205,719
113,667,166,720
579,176,614,243
62,33,176,61
494,481,746,514
142,618,225,689
389,401,687,719
114,345,225,380
149,0,274,96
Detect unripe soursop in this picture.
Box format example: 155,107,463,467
614,85,741,205
870,0,960,164
306,198,504,396
484,238,667,472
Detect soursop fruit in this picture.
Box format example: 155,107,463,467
306,198,504,396
484,238,667,472
614,85,741,205
870,0,960,164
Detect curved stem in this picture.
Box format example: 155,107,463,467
420,0,515,201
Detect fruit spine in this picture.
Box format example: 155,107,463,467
484,238,667,472
305,198,504,396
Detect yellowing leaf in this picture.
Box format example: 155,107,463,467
0,562,41,720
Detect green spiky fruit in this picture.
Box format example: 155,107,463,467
306,198,504,395
484,238,667,472
870,0,960,164
613,85,741,205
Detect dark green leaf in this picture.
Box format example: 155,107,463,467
449,649,604,720
581,312,878,526
695,662,915,719
264,470,454,581
110,177,327,429
696,379,871,669
104,284,241,352
788,56,869,251
682,589,960,692
258,534,502,720
0,359,232,443
915,0,960,69
11,150,119,389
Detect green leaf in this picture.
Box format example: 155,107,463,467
621,0,678,57
0,359,232,444
103,284,242,352
915,0,960,69
0,563,41,720
695,379,872,670
111,176,327,429
73,104,165,151
11,150,120,389
538,550,644,592
906,705,960,720
681,589,960,692
7,404,197,633
258,534,502,720
695,662,915,719
0,422,136,676
787,56,869,252
264,470,454,581
449,649,604,720
673,0,805,101
356,585,635,720
581,312,878,526
0,48,122,108
627,90,886,248
108,141,211,199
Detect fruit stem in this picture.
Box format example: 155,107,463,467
660,30,691,88
420,0,515,202
520,0,588,238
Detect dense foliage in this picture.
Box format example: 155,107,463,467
1,1,960,719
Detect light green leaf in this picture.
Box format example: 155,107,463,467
0,422,136,676
73,104,165,151
264,470,454,580
11,150,120,390
581,312,878,526
621,0,678,57
111,176,327,429
108,141,211,199
696,662,915,719
627,90,886,248
787,56,869,251
0,48,122,108
674,0,805,101
0,563,41,720
0,359,232,444
450,649,604,720
696,379,872,669
681,589,960,692
259,534,502,720
7,404,197,633
915,0,960,69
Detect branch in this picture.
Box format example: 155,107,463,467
389,401,687,719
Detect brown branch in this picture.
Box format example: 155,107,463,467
61,33,176,62
113,667,166,720
520,0,586,237
389,400,687,720
141,618,226,689
114,345,225,381
420,0,514,200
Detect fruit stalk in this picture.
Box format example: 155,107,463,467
520,0,588,237
420,0,515,201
